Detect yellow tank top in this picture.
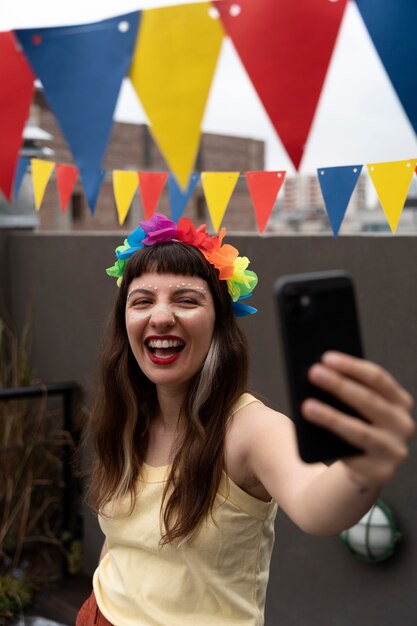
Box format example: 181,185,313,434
93,393,278,626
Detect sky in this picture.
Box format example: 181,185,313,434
2,0,417,173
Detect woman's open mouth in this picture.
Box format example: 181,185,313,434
145,338,185,364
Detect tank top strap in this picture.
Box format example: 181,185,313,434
227,392,261,422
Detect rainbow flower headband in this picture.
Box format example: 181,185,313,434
106,213,258,317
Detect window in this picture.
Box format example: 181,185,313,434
71,193,84,223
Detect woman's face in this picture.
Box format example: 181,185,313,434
125,272,216,391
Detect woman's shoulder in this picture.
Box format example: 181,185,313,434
229,392,285,421
225,393,294,499
227,393,292,446
229,392,263,416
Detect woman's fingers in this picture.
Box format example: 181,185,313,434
302,353,415,490
301,398,409,469
321,351,414,412
308,363,415,441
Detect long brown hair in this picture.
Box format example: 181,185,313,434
87,241,249,544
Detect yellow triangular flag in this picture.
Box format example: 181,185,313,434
201,172,240,231
130,3,223,190
367,159,417,233
31,159,55,211
112,170,139,225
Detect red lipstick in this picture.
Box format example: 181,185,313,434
147,352,182,365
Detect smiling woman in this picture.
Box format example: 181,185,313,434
77,213,414,626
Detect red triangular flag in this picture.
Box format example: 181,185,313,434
245,171,286,233
56,164,78,213
0,32,34,200
217,0,347,169
138,172,169,220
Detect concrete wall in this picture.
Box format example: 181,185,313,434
1,231,417,625
0,231,11,316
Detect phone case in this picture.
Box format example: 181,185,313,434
275,270,364,463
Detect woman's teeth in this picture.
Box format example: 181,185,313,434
146,339,185,356
147,339,184,349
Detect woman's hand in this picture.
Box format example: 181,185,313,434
301,351,415,493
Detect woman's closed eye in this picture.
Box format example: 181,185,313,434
176,297,200,307
129,297,154,308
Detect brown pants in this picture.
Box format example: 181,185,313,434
76,591,114,626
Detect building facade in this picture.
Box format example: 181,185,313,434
27,90,264,232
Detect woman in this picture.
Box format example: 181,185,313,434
77,214,414,626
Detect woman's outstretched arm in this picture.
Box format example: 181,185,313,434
240,353,414,536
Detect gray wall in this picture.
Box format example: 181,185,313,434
1,231,416,625
0,232,11,316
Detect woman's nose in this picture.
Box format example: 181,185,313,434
149,304,175,328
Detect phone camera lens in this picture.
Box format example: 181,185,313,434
300,295,311,307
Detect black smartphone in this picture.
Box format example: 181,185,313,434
275,270,365,463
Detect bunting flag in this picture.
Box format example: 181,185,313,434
87,169,106,213
129,3,223,189
201,171,239,231
317,165,363,237
355,0,417,136
25,157,417,231
113,170,139,225
168,172,200,223
31,158,55,211
245,171,286,233
55,163,78,213
216,0,347,170
15,12,141,213
367,159,417,233
0,32,34,200
13,156,30,199
138,172,169,220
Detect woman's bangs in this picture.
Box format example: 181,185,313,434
125,242,211,282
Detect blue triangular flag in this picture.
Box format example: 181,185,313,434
355,0,417,135
13,156,30,198
168,172,200,223
15,12,141,213
84,169,106,216
317,165,363,237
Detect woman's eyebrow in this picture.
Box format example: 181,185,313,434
127,286,207,300
174,288,206,298
127,287,154,300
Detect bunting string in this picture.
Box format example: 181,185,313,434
0,1,415,216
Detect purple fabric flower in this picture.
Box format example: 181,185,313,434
139,213,178,246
